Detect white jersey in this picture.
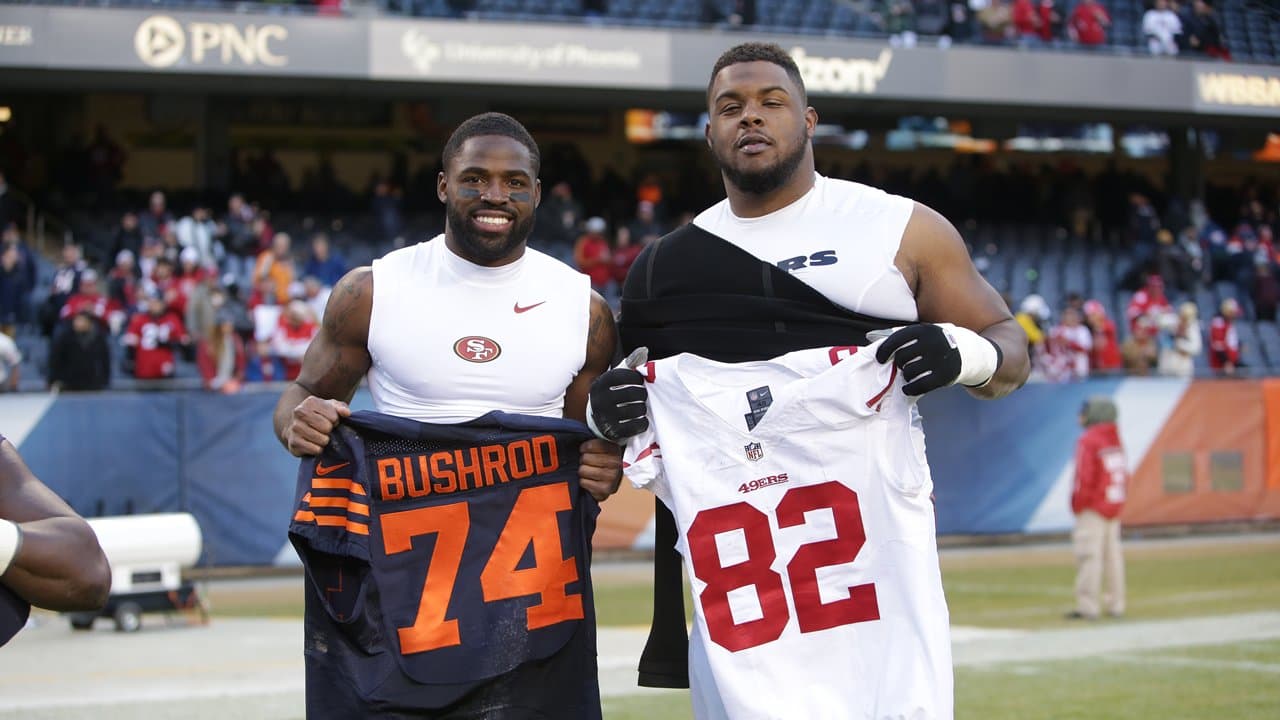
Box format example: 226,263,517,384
624,344,952,720
694,174,918,322
367,236,590,422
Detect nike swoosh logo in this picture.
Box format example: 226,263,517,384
514,301,546,314
315,462,350,476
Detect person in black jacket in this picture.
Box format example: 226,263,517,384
47,310,111,392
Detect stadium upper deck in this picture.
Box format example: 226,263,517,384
2,0,1276,63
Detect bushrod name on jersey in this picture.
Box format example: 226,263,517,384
377,434,561,500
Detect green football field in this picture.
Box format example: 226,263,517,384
603,638,1280,720
205,534,1280,719
598,535,1280,720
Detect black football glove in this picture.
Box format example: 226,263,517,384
586,367,649,443
874,323,1001,396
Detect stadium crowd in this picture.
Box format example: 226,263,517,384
1,151,1276,393
0,0,1253,59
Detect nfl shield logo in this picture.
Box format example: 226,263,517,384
744,442,764,462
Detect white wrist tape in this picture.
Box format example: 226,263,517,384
585,403,608,442
0,520,21,576
936,323,1000,388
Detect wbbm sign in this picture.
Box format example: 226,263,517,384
134,15,288,69
1197,70,1280,108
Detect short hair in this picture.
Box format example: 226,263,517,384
441,112,540,175
708,42,806,103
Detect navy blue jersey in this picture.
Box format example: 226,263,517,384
289,410,602,718
0,434,32,647
0,584,29,647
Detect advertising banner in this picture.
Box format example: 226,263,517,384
672,34,1198,113
0,7,368,76
369,18,670,88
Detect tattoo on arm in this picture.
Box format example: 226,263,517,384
299,268,373,402
585,296,617,370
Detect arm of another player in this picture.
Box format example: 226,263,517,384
0,439,111,612
272,267,374,456
894,203,1030,398
563,292,625,502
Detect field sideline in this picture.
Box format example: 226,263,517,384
1,533,1276,719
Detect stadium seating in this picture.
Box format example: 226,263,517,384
371,0,1279,62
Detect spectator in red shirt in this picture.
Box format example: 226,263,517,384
1036,0,1063,42
106,250,139,319
573,216,613,295
122,291,190,380
58,271,124,336
1068,396,1128,620
611,227,643,293
1044,306,1093,381
1123,275,1173,374
1083,299,1123,372
1208,297,1242,374
1068,0,1110,47
269,300,318,382
147,257,185,316
1012,0,1043,45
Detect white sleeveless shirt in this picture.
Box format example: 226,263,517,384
366,237,590,423
694,174,918,322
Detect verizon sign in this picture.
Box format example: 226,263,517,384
134,14,287,68
373,19,668,88
791,47,893,95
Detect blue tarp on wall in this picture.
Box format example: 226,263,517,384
18,393,183,518
919,379,1125,535
3,382,1133,565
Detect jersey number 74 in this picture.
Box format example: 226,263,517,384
380,482,583,655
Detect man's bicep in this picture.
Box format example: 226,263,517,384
563,292,618,421
903,203,1029,393
906,204,1012,330
294,268,373,402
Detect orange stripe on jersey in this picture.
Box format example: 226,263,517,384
314,515,369,535
310,496,354,509
312,479,367,496
347,501,369,516
294,509,316,522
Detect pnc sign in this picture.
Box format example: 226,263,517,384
134,15,288,69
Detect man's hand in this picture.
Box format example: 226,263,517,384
585,366,649,443
874,323,1002,396
578,438,624,502
283,396,351,456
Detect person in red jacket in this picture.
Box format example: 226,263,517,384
1208,298,1241,374
122,291,190,380
573,216,613,296
1068,0,1111,47
1068,396,1128,620
1083,299,1123,372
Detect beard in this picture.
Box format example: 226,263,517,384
716,131,809,196
445,203,536,265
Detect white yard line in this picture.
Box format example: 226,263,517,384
3,606,1278,717
1103,653,1280,674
